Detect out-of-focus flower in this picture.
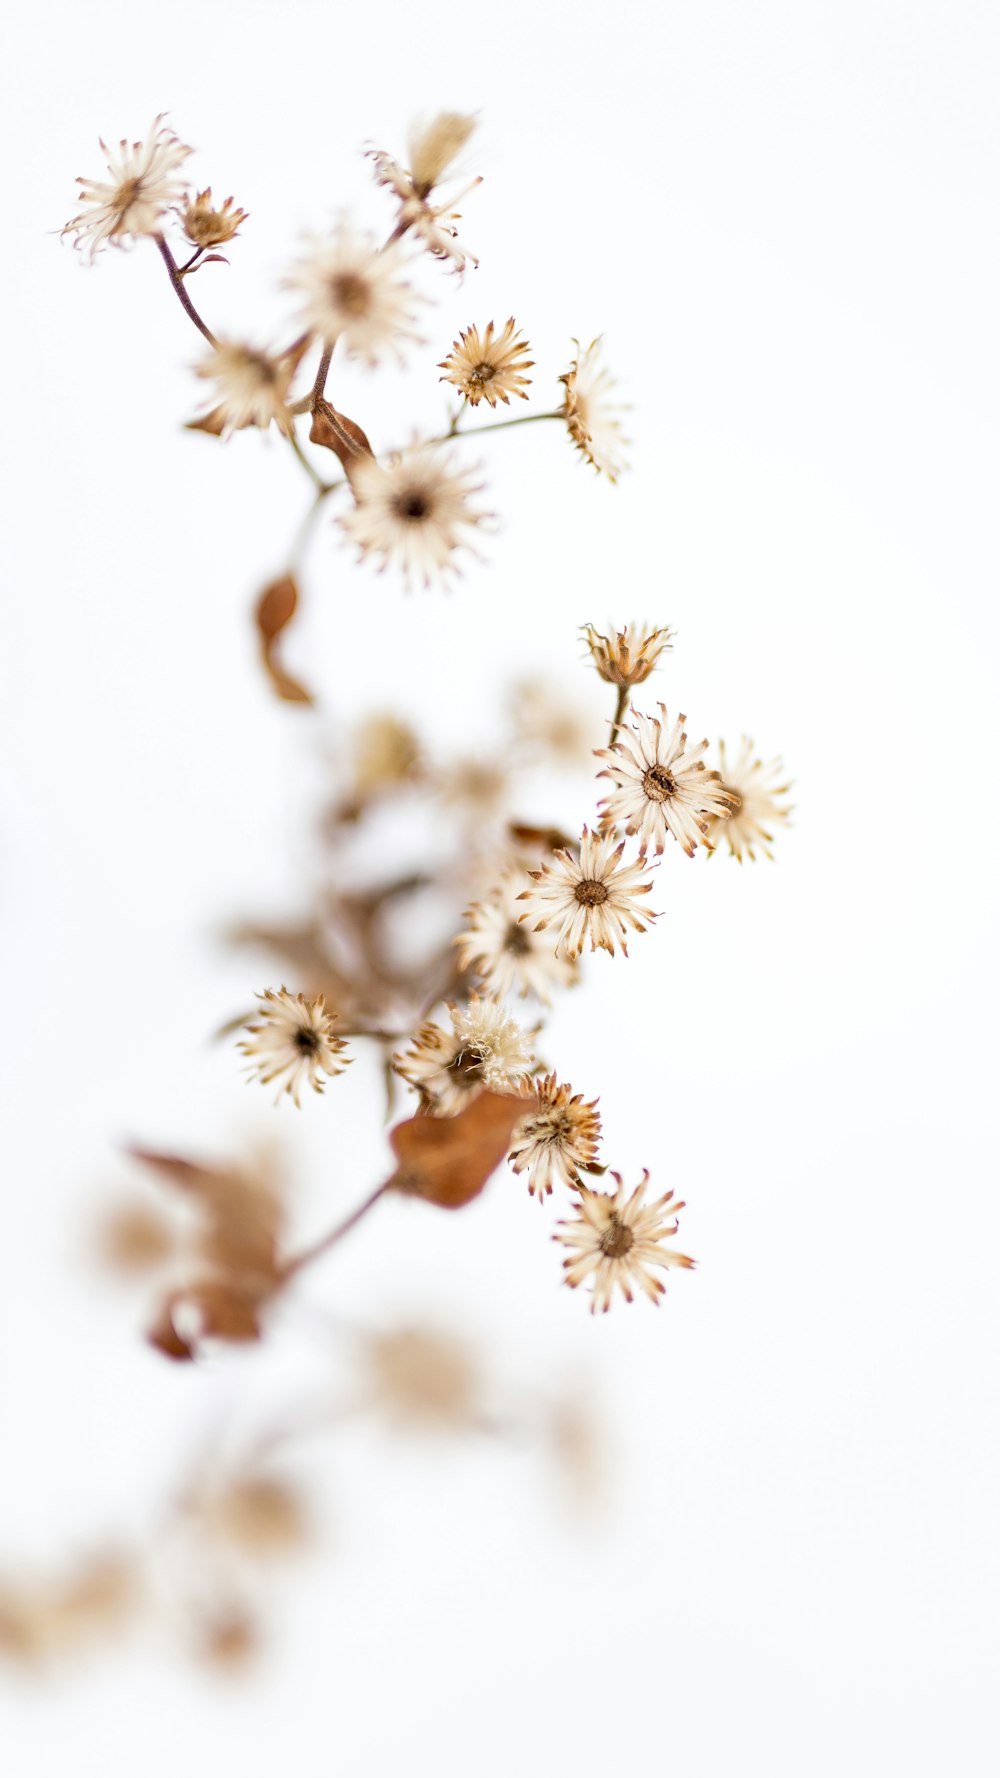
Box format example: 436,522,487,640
439,318,533,407
582,623,673,689
597,704,735,857
63,115,192,258
437,755,509,819
238,987,350,1106
509,1074,601,1201
196,1475,310,1559
352,713,423,800
555,1171,694,1313
339,443,493,587
363,1325,480,1431
517,826,657,958
286,222,425,364
368,112,480,272
193,338,305,438
457,872,579,1003
510,678,601,766
179,188,247,249
559,338,629,481
712,738,793,861
395,994,534,1116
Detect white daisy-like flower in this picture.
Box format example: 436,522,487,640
439,319,533,407
582,623,673,689
712,738,794,861
559,338,629,482
508,1074,601,1201
286,223,425,365
456,872,580,1003
368,112,480,273
338,443,493,588
597,705,736,857
555,1172,694,1313
63,116,193,259
238,987,350,1106
394,994,534,1117
517,826,657,959
193,338,305,437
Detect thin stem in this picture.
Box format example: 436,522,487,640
608,684,629,748
430,408,563,444
153,234,217,346
286,426,327,492
280,1182,389,1281
287,480,342,570
311,344,334,406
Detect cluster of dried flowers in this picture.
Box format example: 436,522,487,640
3,109,792,1672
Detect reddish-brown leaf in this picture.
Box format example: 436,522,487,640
387,1091,529,1209
254,575,314,705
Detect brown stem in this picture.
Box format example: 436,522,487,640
311,344,334,406
608,684,629,748
280,1182,389,1281
153,234,217,346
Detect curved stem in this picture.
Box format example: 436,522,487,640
153,234,217,346
280,1182,389,1281
286,427,327,492
311,344,334,405
430,408,563,444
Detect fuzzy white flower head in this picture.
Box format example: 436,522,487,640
63,116,193,259
339,443,494,588
517,826,658,959
238,987,350,1106
509,1074,602,1201
368,112,481,273
559,338,629,482
394,994,534,1117
193,338,305,438
286,222,426,365
555,1171,694,1313
597,705,736,858
456,871,579,1004
712,739,793,861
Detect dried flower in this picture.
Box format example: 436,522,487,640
456,872,579,1003
368,112,480,272
63,116,192,259
517,826,657,958
510,678,601,766
439,319,533,407
582,623,673,689
238,987,350,1106
200,1476,309,1557
509,1074,601,1200
712,739,793,861
287,223,425,364
179,188,247,249
597,705,735,857
559,338,629,481
555,1172,694,1312
193,338,305,438
339,443,493,587
352,714,423,799
395,994,534,1116
364,1326,479,1430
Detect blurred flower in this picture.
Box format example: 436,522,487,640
510,678,600,766
598,705,735,857
95,1201,177,1277
555,1172,694,1313
559,338,629,481
193,338,305,438
287,222,425,364
339,443,493,587
179,187,247,248
364,1325,480,1431
239,987,350,1106
457,872,579,1002
368,112,480,272
197,1475,310,1558
352,713,423,800
437,755,509,819
509,1074,601,1200
582,622,673,689
712,739,793,861
439,318,533,407
517,826,657,958
63,115,192,258
395,994,534,1115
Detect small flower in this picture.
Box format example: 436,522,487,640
395,994,534,1116
509,1074,602,1201
238,987,350,1106
352,714,423,800
63,116,193,259
439,319,533,407
582,623,673,689
193,338,306,438
364,1325,479,1431
179,188,247,249
712,739,794,861
559,338,629,481
286,223,425,365
517,826,657,959
597,705,735,857
339,443,493,587
510,679,601,767
555,1172,694,1313
457,873,579,1003
368,112,480,273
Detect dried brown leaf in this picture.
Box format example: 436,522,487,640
309,399,374,473
387,1090,529,1209
254,574,314,705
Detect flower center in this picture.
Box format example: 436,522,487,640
469,361,496,387
503,921,532,956
600,1215,634,1259
447,1046,484,1084
574,878,608,906
329,272,371,316
643,764,676,803
294,1026,321,1055
395,489,430,523
114,176,143,218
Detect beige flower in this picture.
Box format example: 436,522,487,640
339,443,493,587
555,1172,694,1313
582,623,673,689
712,739,793,861
509,1075,601,1201
179,188,247,249
456,872,579,1003
517,826,657,958
286,222,425,365
238,987,350,1106
395,994,534,1116
597,705,735,857
193,338,305,437
63,116,192,259
510,679,601,767
559,338,629,481
439,319,533,407
368,112,480,272
363,1326,479,1431
351,714,422,800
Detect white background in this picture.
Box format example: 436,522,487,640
2,1,999,1773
